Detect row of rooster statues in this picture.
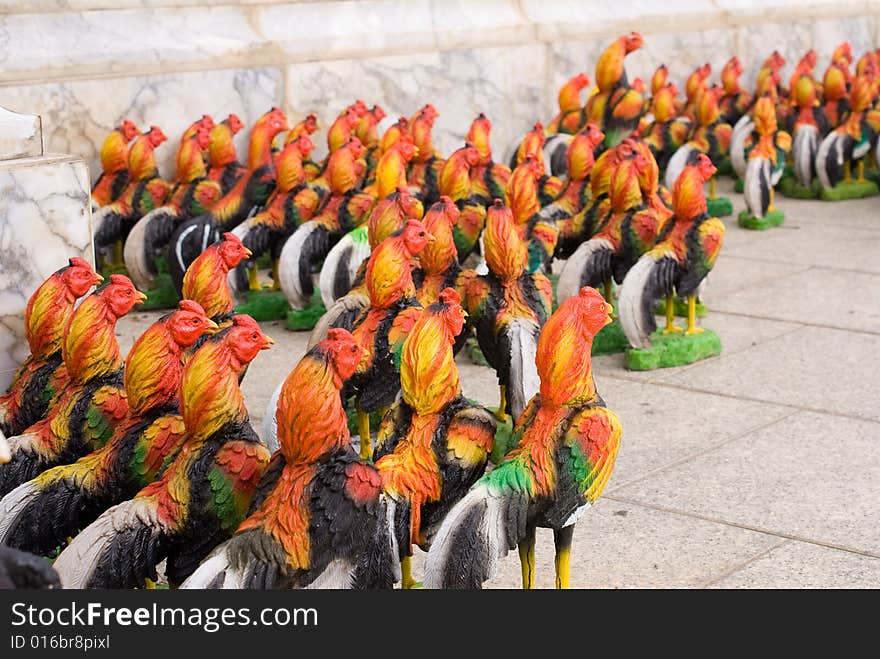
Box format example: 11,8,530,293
0,32,877,590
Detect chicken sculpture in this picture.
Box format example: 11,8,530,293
425,286,621,589
407,103,444,202
463,200,552,422
182,232,252,322
547,72,592,136
0,258,103,437
53,315,273,589
619,153,724,349
786,70,830,193
91,120,139,208
413,197,464,309
537,124,605,228
437,142,485,261
375,288,496,588
718,56,751,126
0,301,217,557
0,275,145,496
93,126,170,270
741,96,792,228
639,78,689,172
586,31,645,147
181,328,398,589
167,107,290,294
124,117,236,292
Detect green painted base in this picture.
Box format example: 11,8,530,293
489,414,515,465
866,169,880,186
136,273,180,311
706,197,733,217
591,317,630,356
734,178,744,193
819,179,879,201
778,175,821,199
234,289,291,322
654,297,707,319
625,328,721,371
738,209,785,230
285,293,326,331
464,336,490,367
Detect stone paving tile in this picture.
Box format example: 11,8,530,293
723,223,880,275
613,410,880,555
710,266,880,333
411,499,784,589
704,254,811,299
661,325,880,421
709,540,880,589
596,378,793,489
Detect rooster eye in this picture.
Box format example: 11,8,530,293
252,332,259,340
192,318,199,325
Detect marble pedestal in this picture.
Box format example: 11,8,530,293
0,110,94,390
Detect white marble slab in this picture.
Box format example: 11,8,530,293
284,44,547,162
0,67,283,181
0,154,93,389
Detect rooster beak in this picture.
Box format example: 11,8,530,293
0,432,10,465
244,247,253,259
135,291,148,304
204,319,220,334
604,303,614,326
94,273,105,284
262,334,275,348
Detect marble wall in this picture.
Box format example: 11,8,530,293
0,0,875,184
0,154,93,389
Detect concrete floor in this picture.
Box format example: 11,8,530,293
114,178,880,588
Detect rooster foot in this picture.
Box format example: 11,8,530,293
662,325,684,335
685,327,705,336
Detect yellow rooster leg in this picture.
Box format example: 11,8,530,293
272,259,281,291
685,295,704,335
767,186,776,213
113,240,124,268
554,526,574,590
857,159,866,183
401,556,417,590
495,385,507,422
843,161,852,183
662,294,682,334
357,407,372,461
603,279,613,305
247,264,262,292
518,527,536,590
709,176,717,200
144,578,157,590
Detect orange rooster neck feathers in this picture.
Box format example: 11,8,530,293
537,286,612,407
365,219,432,308
419,196,460,273
483,199,528,279
181,233,251,320
672,153,715,221
248,107,290,169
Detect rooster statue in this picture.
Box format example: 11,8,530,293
0,301,217,557
167,107,290,293
0,258,102,437
437,142,485,261
375,288,496,588
91,120,139,208
181,328,398,589
52,315,273,589
786,68,830,193
618,153,724,349
425,286,621,589
182,232,252,322
718,57,751,125
740,96,791,228
586,31,645,147
462,200,552,422
0,275,145,496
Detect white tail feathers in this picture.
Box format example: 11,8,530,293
180,542,238,589
793,125,818,187
618,254,664,349
0,429,9,464
261,380,284,455
556,237,614,305
0,481,40,544
318,227,371,309
278,222,320,309
307,292,369,350
506,319,540,421
664,144,695,190
744,157,771,218
123,211,159,291
816,131,842,190
730,115,754,180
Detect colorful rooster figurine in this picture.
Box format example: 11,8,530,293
53,315,273,588
462,200,552,422
0,275,145,496
181,328,398,589
0,259,102,437
167,107,290,293
183,232,252,322
741,96,791,227
586,31,645,147
91,120,139,208
425,286,621,589
618,153,724,349
0,301,217,557
787,69,830,192
376,288,496,588
547,72,592,136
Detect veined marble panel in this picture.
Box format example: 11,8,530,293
0,67,283,183
0,107,43,161
0,154,93,390
285,44,548,163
